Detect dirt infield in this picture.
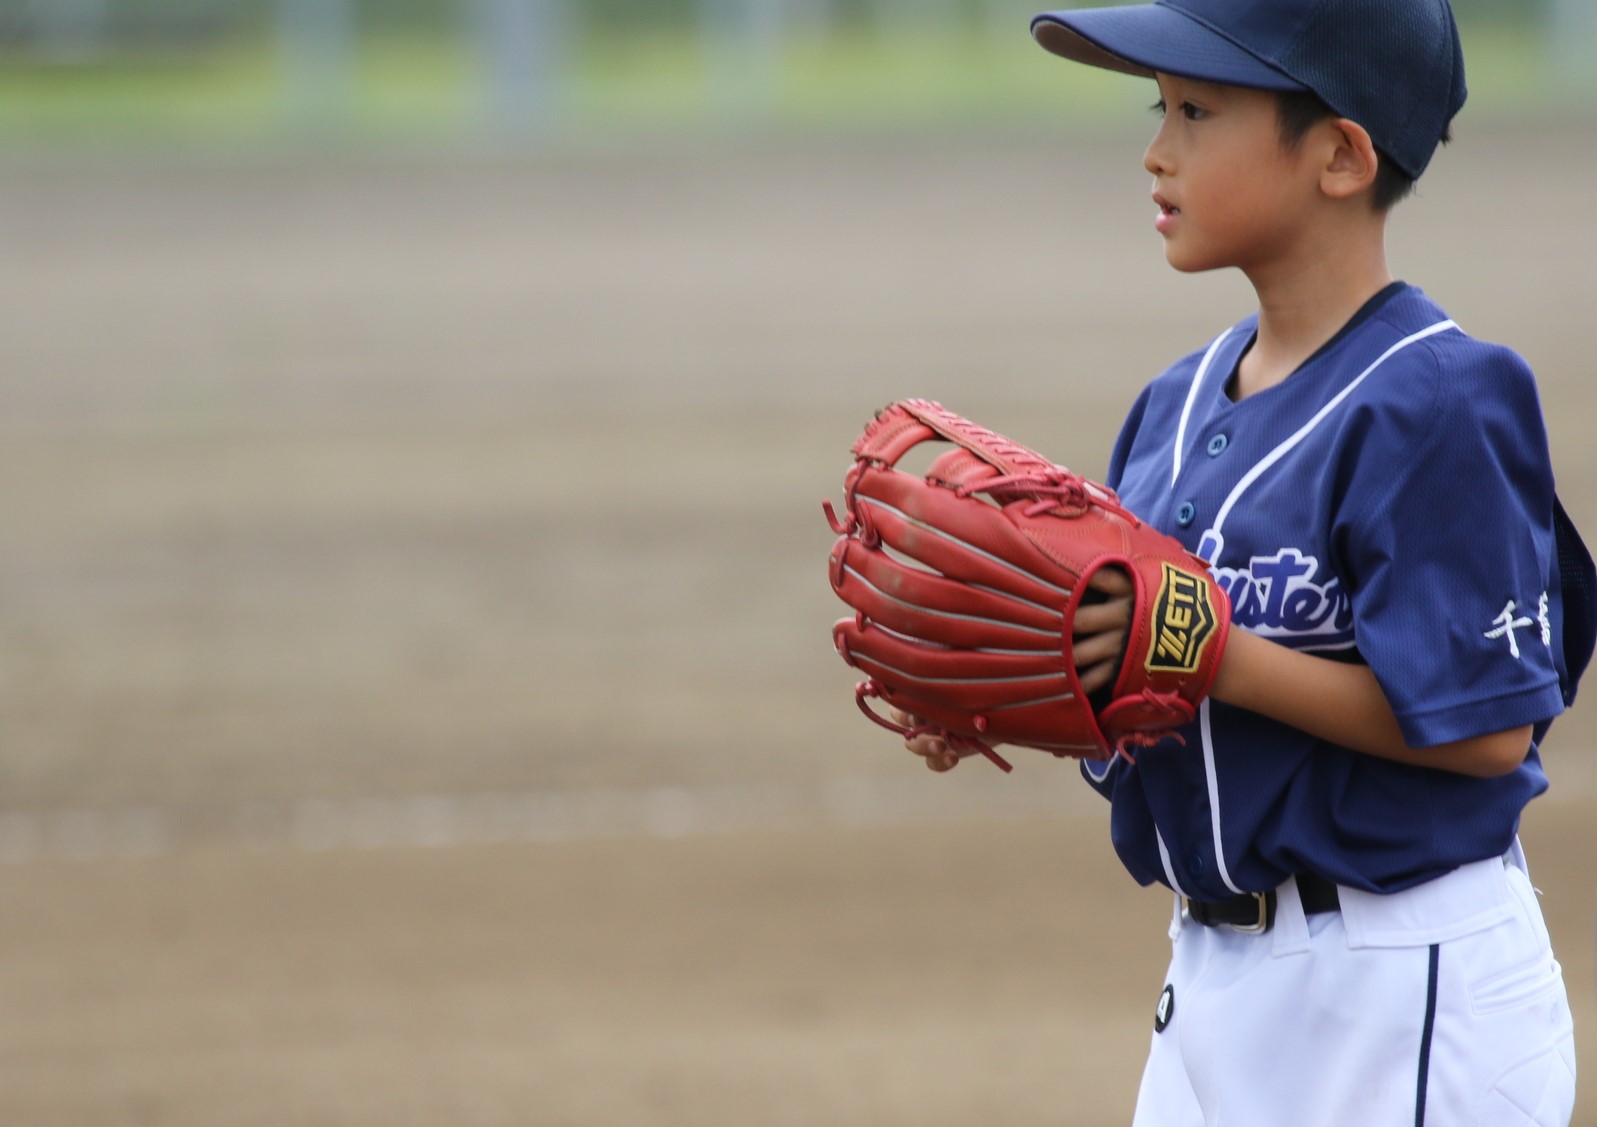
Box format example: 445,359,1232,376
1,121,1595,1124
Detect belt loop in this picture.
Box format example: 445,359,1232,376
1271,875,1312,956
1505,835,1529,878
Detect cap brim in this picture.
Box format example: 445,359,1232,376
1031,5,1307,92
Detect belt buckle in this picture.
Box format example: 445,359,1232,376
1233,891,1271,934
1179,891,1274,932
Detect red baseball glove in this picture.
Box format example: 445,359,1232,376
824,399,1231,771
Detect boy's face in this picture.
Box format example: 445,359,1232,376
1144,74,1323,276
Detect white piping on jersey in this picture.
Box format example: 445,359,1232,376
1198,319,1459,551
1172,328,1238,488
1187,316,1458,897
1080,708,1239,897
1199,699,1245,895
1155,828,1189,898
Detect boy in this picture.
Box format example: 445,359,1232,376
902,1,1597,1123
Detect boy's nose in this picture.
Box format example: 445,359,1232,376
1144,132,1172,176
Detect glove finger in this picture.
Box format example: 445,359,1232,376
873,685,1105,759
835,617,1069,709
851,468,1079,607
831,537,1064,650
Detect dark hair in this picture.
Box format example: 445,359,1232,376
1275,90,1449,212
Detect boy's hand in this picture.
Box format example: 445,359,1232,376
890,708,983,772
1073,568,1134,695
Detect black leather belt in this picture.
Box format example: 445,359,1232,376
1184,873,1342,933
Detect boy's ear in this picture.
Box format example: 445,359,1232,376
1320,118,1380,202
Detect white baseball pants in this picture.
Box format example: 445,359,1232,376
1132,842,1576,1127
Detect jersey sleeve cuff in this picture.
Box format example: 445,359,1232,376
1394,680,1566,749
1080,756,1117,797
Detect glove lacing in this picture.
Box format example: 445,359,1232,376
851,680,1016,773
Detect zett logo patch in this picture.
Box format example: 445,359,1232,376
1146,563,1218,675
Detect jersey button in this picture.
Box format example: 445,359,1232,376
1188,851,1206,877
1207,434,1229,457
1176,502,1197,528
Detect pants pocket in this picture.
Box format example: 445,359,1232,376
1468,951,1565,1016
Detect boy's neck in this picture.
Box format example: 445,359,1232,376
1234,223,1394,400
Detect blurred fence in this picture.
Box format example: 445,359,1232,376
0,0,1589,146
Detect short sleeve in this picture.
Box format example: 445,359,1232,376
1333,339,1566,747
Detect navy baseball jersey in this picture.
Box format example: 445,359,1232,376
1087,282,1596,899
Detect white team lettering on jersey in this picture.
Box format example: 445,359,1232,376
1485,600,1535,659
1484,593,1554,660
1209,548,1355,650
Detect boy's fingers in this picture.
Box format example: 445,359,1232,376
1074,588,1133,695
889,707,961,765
1077,658,1116,695
1073,629,1126,669
1073,594,1133,634
1087,567,1134,597
889,709,947,760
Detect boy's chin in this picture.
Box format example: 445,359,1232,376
1159,239,1233,275
1163,252,1224,275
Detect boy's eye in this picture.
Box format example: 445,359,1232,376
1149,99,1207,121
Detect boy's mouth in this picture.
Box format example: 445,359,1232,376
1153,193,1181,234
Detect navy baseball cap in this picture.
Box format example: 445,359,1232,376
1031,0,1467,179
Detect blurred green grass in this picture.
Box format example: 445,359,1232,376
0,22,1562,151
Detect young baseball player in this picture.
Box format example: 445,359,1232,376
899,1,1597,1123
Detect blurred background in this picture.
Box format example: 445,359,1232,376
1,2,1595,1124
0,0,1588,148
